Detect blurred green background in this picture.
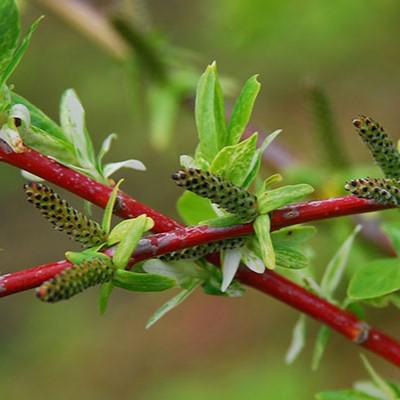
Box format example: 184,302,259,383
1,0,400,398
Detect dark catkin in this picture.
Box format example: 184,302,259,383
353,116,400,178
172,168,257,221
159,237,246,261
36,257,114,302
24,182,107,246
345,177,400,205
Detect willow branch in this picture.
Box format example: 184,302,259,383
0,144,399,367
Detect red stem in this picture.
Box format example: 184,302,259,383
1,144,400,367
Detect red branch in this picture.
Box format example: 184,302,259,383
1,144,400,367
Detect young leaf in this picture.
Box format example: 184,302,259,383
242,129,282,189
241,246,265,273
108,217,154,246
382,222,400,256
0,0,19,86
97,133,117,165
195,62,227,163
1,16,43,86
285,315,307,364
210,133,258,187
275,246,308,269
112,269,176,292
221,247,243,292
320,225,361,298
146,279,200,329
254,214,275,269
99,281,113,315
102,179,124,234
200,214,244,227
227,75,261,146
272,225,317,246
112,214,153,270
257,173,283,195
257,184,314,214
60,89,96,170
142,259,205,287
103,159,146,178
311,325,331,371
177,191,215,225
347,258,400,300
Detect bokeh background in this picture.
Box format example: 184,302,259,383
1,0,400,398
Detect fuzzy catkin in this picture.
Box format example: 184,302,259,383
159,237,246,261
36,257,114,302
353,115,400,178
172,168,257,221
24,182,107,246
345,177,400,205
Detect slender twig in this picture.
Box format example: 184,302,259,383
0,144,399,367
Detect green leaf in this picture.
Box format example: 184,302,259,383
227,75,261,146
112,214,153,270
99,281,113,315
348,258,400,300
142,259,206,288
112,269,176,292
177,191,215,225
195,62,227,163
257,173,283,196
65,249,107,265
320,225,361,298
311,325,331,371
254,214,275,269
382,222,400,256
272,225,317,246
102,179,123,234
60,89,96,170
97,133,117,166
285,315,307,364
241,129,282,189
361,355,398,400
315,390,378,400
148,82,179,151
108,217,154,246
146,279,200,329
0,0,19,85
275,246,308,269
241,246,265,273
210,133,258,187
257,184,314,214
1,16,43,86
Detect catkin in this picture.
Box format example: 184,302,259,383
345,177,400,205
36,257,114,302
353,115,400,178
24,182,106,246
159,237,246,261
172,168,257,221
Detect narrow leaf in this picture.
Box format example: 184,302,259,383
311,326,331,371
177,191,216,225
272,225,317,246
254,214,275,269
227,75,261,145
320,225,361,297
112,214,152,270
275,246,308,269
146,280,200,329
257,184,314,214
221,247,243,292
102,179,123,234
103,159,146,178
112,269,176,292
210,133,258,187
108,217,154,246
285,315,307,364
